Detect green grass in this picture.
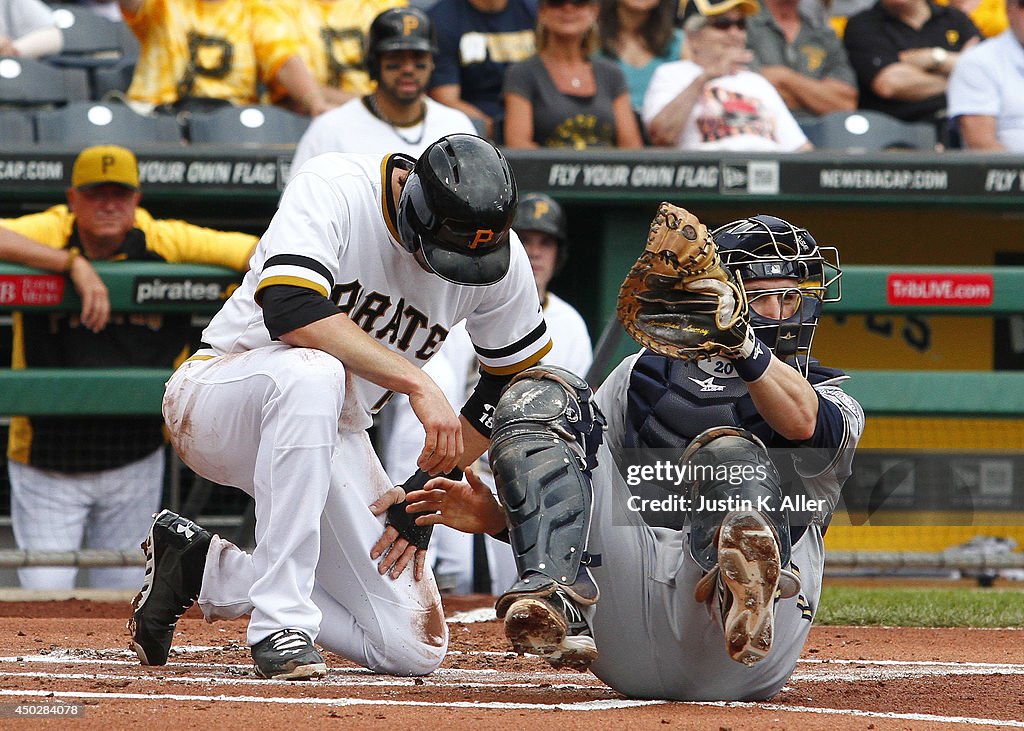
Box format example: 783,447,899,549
816,585,1024,627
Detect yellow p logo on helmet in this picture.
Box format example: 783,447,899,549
403,15,420,35
470,229,494,249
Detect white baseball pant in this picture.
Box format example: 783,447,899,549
162,344,447,676
9,449,163,590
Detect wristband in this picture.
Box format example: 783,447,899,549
732,333,772,382
399,466,464,495
63,246,81,273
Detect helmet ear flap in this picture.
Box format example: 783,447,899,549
396,170,428,254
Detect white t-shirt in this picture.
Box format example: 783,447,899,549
641,60,808,152
0,0,55,39
947,30,1024,153
291,96,478,175
203,152,548,422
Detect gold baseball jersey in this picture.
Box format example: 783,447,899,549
123,0,302,106
280,0,407,98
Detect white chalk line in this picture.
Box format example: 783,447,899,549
0,651,599,685
3,649,1022,723
0,669,606,693
0,688,658,712
696,701,1024,728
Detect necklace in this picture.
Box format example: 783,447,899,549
368,94,427,146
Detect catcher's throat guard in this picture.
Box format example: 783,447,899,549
617,203,750,360
489,366,605,615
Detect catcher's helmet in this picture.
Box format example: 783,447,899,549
365,7,437,81
712,215,841,371
513,192,569,272
397,134,517,286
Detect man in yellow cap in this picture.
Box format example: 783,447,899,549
0,144,258,591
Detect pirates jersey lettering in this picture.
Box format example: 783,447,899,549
333,280,450,360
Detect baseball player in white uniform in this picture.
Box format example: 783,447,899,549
128,134,550,680
291,7,477,173
381,193,592,594
406,211,864,700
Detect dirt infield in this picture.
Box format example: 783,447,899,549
0,593,1021,730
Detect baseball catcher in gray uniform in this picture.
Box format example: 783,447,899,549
406,203,864,700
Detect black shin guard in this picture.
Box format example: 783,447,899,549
488,367,605,615
680,427,791,573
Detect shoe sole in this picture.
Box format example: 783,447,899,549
717,511,781,667
255,662,328,680
504,597,597,672
127,515,162,666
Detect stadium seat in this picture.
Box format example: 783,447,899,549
34,101,183,145
92,57,137,100
48,4,126,67
804,110,938,152
0,57,88,106
187,105,310,146
0,109,35,143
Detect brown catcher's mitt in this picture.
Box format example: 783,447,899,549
616,202,749,360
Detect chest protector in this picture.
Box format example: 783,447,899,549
625,350,845,453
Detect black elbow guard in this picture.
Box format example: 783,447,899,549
259,284,339,340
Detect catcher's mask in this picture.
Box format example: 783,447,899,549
397,134,517,286
513,192,569,274
712,215,841,373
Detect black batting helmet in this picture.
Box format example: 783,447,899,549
397,134,518,286
712,215,841,372
513,192,569,272
365,8,437,81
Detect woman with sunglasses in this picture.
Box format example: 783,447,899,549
502,0,644,149
641,0,812,151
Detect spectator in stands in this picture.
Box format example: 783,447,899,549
937,0,1007,36
842,0,980,126
279,0,406,112
381,192,592,595
947,0,1024,150
0,145,257,590
746,0,859,120
0,0,63,58
117,0,331,116
643,0,813,150
831,0,1005,37
596,0,684,114
291,7,476,170
503,0,644,149
428,0,538,139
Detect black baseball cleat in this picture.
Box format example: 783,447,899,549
501,589,597,672
694,510,800,667
251,629,328,680
128,510,212,666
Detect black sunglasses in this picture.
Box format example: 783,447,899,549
542,0,594,7
707,16,747,30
